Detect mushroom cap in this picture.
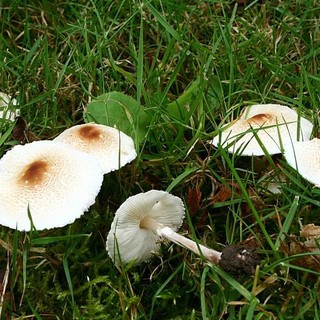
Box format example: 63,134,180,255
54,123,137,174
0,140,103,231
284,138,320,186
106,190,185,265
211,104,313,156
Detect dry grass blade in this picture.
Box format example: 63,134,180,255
0,252,10,319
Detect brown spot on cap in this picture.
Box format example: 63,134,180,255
77,125,102,142
246,113,272,125
19,160,49,187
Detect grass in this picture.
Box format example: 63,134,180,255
1,0,320,319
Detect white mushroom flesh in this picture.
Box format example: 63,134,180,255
284,138,320,186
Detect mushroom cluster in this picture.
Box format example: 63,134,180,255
0,123,137,231
2,101,317,277
211,103,315,193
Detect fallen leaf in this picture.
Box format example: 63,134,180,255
12,117,38,144
187,186,202,217
208,184,232,204
288,224,320,271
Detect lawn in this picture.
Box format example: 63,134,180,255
1,0,320,319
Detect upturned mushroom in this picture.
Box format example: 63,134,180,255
54,123,137,174
0,140,104,231
211,104,313,156
107,190,223,265
106,190,260,274
283,138,320,186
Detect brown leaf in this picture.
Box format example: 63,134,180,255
208,184,232,204
300,224,320,239
12,116,39,144
287,224,320,271
242,186,265,220
239,235,262,249
187,186,202,217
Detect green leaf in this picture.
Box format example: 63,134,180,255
84,92,150,144
166,77,200,120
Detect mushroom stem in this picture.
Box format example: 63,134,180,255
159,226,222,264
139,216,222,264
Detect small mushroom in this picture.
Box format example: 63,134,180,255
211,104,313,156
0,140,104,231
54,123,137,174
106,191,260,274
283,138,320,186
106,190,222,265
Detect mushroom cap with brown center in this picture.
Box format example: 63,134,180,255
0,140,104,231
284,138,320,186
54,123,137,174
211,104,313,156
106,190,185,265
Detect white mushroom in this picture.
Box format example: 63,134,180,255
0,140,104,231
211,104,313,156
283,138,320,186
0,92,19,122
106,190,222,265
54,123,137,174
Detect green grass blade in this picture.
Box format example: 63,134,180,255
63,255,75,306
218,145,276,253
210,264,258,303
200,266,209,319
0,123,14,147
136,13,144,105
143,1,182,41
166,166,199,192
10,229,19,292
149,263,183,320
275,195,299,250
31,234,91,245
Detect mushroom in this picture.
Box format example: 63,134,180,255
106,190,260,274
211,104,313,156
283,138,320,186
106,190,222,265
0,140,104,231
0,92,19,122
54,123,137,174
